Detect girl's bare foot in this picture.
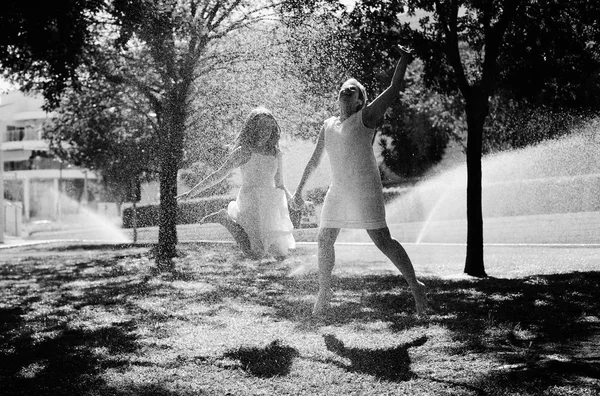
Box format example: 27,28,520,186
200,209,228,225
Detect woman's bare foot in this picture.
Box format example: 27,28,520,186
412,281,429,315
200,209,228,225
312,287,333,316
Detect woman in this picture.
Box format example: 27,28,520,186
291,46,428,315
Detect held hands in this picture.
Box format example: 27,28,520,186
289,191,305,211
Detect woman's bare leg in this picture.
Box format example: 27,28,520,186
367,227,428,315
313,227,341,315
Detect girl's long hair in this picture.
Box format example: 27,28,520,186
234,107,281,156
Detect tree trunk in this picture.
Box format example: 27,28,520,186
155,136,179,270
155,100,186,271
463,94,488,277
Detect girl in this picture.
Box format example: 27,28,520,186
177,107,295,260
291,46,428,315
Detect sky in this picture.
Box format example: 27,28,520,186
339,0,356,9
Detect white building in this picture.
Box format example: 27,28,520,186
1,90,95,232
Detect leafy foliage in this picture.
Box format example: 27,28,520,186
0,0,107,109
499,0,600,110
44,78,160,204
483,97,591,154
379,101,450,178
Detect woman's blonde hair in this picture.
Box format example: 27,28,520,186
234,107,281,155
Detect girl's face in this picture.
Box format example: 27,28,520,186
254,115,278,147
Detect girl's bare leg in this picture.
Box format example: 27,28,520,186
367,228,428,315
200,209,258,259
313,227,341,315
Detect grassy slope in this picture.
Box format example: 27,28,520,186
0,242,599,395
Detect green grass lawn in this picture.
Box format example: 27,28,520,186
1,242,599,395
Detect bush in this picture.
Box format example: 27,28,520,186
122,195,234,228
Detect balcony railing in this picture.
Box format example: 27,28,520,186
3,125,43,142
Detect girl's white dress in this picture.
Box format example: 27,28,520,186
228,153,296,257
320,110,387,229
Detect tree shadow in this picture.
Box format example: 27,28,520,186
222,340,300,377
259,271,600,344
1,320,139,395
0,248,176,396
415,272,600,351
251,269,600,390
321,334,427,382
45,242,153,252
2,243,599,394
475,354,600,396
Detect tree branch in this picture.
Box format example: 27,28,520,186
435,0,472,97
481,0,523,94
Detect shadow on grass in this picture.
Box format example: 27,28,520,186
0,247,186,396
222,340,300,377
0,319,140,396
240,269,600,389
322,334,427,382
1,242,599,394
256,271,600,344
44,242,155,251
175,248,600,352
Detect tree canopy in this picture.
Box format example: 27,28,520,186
44,75,160,206
0,0,107,109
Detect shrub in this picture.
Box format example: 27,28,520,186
305,187,328,205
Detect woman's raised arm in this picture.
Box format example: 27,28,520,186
363,46,413,129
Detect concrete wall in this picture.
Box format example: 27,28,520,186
3,200,22,236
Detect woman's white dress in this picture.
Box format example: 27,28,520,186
228,153,295,256
320,110,387,229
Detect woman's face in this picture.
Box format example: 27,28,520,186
338,81,362,110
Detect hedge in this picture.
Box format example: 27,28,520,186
122,194,315,229
122,195,234,229
304,186,403,206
